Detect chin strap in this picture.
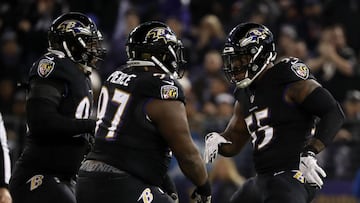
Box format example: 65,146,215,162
126,60,156,67
47,49,65,58
236,50,274,88
63,41,75,62
151,56,177,79
79,64,92,75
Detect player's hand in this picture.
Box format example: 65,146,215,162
190,181,211,203
300,151,327,188
74,133,95,150
83,133,95,146
0,188,12,203
204,132,231,163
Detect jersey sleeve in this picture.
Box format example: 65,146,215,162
28,55,80,102
29,54,77,83
136,74,185,103
0,114,11,187
276,57,316,84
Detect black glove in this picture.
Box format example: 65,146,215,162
191,181,211,203
83,133,95,147
74,119,96,149
73,133,95,152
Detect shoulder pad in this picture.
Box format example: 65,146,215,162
275,57,315,83
29,54,78,82
137,73,185,103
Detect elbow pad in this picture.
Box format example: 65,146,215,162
300,87,345,146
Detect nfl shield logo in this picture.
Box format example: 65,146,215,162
38,59,55,78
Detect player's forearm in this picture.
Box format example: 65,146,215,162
303,138,325,154
219,132,248,157
312,103,345,150
219,143,240,157
177,153,208,186
300,87,345,151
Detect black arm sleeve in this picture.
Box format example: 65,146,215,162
26,80,95,137
300,87,345,146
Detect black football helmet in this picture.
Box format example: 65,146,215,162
126,21,186,78
48,12,106,70
222,23,277,88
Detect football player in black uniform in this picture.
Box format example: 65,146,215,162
9,12,105,203
75,21,211,203
204,23,345,203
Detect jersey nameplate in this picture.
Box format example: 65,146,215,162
38,59,55,78
107,71,137,86
160,85,178,99
291,63,309,80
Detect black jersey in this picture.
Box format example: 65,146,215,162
87,67,185,186
234,57,316,174
17,51,93,176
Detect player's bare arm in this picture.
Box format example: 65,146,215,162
219,101,251,157
146,99,208,186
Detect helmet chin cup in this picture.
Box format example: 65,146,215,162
236,78,252,88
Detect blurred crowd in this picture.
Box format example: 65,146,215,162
1,0,360,202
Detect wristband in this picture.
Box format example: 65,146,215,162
302,145,319,155
196,180,211,196
301,150,316,157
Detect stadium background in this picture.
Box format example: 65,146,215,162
1,0,360,202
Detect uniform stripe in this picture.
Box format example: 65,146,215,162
0,113,11,184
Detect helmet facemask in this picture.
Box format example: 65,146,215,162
223,44,275,88
222,23,277,88
150,40,186,79
126,22,186,79
48,13,106,71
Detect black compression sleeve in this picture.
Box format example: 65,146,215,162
27,98,95,137
300,87,345,146
28,79,63,105
27,79,95,136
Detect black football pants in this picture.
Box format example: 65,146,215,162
9,165,76,203
231,170,317,203
76,169,175,203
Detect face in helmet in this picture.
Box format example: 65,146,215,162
48,12,106,70
126,21,186,78
222,23,277,88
